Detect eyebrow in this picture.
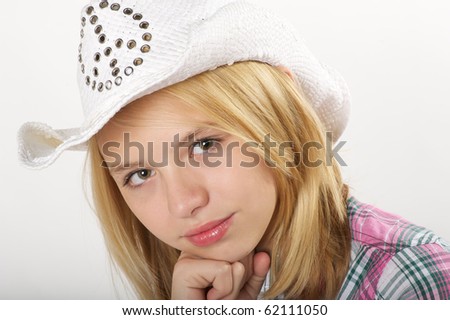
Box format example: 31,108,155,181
106,126,215,176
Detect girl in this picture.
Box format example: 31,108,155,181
18,0,450,299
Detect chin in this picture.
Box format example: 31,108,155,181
200,243,256,263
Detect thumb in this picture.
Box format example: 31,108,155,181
239,251,271,299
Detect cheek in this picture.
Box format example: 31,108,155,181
212,159,277,214
228,154,276,195
121,189,168,235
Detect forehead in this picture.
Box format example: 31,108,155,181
96,92,209,144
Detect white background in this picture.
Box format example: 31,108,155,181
1,0,449,299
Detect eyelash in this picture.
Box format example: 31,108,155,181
122,136,222,189
123,169,154,189
189,136,222,157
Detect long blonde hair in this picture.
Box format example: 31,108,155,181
87,61,351,299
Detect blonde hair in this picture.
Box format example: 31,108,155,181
87,61,351,299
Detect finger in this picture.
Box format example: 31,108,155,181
209,250,255,300
172,257,233,300
205,263,234,300
238,251,271,299
219,261,246,300
253,251,271,279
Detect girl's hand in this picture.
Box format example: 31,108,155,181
171,251,270,300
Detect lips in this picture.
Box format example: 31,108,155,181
184,214,234,247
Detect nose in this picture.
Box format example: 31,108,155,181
162,168,209,218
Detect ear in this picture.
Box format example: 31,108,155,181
276,65,295,81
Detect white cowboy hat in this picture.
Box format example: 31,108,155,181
18,0,351,169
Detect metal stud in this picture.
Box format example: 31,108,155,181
81,64,85,74
86,76,91,85
99,1,109,9
86,6,94,15
93,67,99,77
112,67,120,77
124,67,134,76
95,25,103,34
133,13,143,20
98,82,104,92
78,54,82,63
78,44,82,53
110,59,117,68
104,47,112,56
141,45,151,53
115,77,123,86
134,58,143,66
127,40,136,49
90,15,98,24
115,39,123,48
94,52,101,62
92,80,97,90
139,21,149,29
99,34,106,44
142,33,152,41
105,80,113,90
80,29,84,38
110,3,120,11
123,8,133,15
81,17,86,27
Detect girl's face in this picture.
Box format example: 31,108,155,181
97,92,277,262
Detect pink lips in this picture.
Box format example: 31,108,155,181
184,215,234,247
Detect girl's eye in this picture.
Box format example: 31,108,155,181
126,169,155,187
191,139,219,155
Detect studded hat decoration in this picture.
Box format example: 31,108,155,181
18,0,351,169
80,2,152,94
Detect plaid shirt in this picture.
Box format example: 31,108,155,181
260,196,450,299
337,196,450,299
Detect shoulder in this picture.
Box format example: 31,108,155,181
377,242,450,299
346,196,445,252
339,197,450,299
